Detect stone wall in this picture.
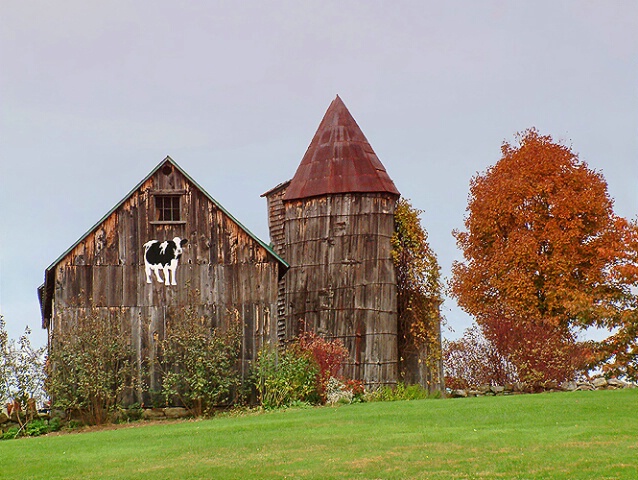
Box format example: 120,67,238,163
449,377,636,398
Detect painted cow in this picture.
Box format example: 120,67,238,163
143,237,188,286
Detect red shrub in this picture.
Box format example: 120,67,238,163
294,331,349,398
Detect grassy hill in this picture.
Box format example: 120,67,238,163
1,389,637,479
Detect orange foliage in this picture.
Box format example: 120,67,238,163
451,129,638,383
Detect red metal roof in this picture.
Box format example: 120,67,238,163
284,95,400,201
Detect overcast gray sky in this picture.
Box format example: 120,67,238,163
1,1,637,347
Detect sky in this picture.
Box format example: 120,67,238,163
1,1,637,348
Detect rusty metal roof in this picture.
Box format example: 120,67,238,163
284,95,400,201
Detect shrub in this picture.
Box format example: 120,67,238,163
443,325,519,389
2,427,20,440
325,377,366,405
159,306,242,416
0,316,46,408
365,382,432,402
46,308,139,425
253,345,319,409
295,331,349,400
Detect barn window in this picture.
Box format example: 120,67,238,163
155,195,181,222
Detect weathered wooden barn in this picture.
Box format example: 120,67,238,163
263,95,402,387
39,157,287,403
40,96,442,398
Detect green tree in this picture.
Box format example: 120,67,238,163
451,129,638,384
392,198,444,391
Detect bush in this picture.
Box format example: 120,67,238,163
1,316,46,408
443,324,519,390
46,309,139,425
295,331,349,400
253,345,319,409
0,417,62,441
325,377,366,405
365,382,432,402
159,306,242,416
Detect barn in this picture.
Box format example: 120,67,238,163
263,95,403,388
39,157,287,403
40,96,443,401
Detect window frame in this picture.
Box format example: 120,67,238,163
150,190,187,225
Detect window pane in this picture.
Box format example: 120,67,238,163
155,195,180,221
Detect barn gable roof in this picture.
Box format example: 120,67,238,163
39,156,288,327
284,95,400,201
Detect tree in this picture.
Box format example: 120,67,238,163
392,198,444,391
451,129,638,385
0,316,46,408
0,316,9,404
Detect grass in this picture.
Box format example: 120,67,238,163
1,389,637,479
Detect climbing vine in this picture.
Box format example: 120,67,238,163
392,198,444,391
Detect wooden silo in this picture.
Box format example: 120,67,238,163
265,96,401,387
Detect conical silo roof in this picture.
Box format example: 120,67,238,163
284,95,400,201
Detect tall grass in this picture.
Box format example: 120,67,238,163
1,389,636,479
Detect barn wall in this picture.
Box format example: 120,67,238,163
50,165,280,403
283,193,399,387
264,183,290,343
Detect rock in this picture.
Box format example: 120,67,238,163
512,382,526,393
142,408,166,420
0,413,8,425
468,390,481,397
451,389,468,398
164,407,190,419
490,385,505,395
592,377,608,389
607,378,626,389
479,385,491,394
576,383,594,391
560,381,577,392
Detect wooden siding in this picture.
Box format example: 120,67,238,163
49,163,280,403
264,183,289,343
283,193,399,387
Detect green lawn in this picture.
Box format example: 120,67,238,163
1,389,637,479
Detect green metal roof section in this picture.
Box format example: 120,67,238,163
45,156,289,273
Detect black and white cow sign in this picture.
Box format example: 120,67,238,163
143,237,188,286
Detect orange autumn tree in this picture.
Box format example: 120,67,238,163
451,129,638,385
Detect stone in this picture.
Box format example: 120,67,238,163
468,390,482,397
512,382,526,393
479,385,491,394
0,413,8,425
164,407,190,419
490,385,505,395
592,377,608,388
560,381,577,392
142,408,166,420
451,389,467,398
607,378,626,389
576,384,594,391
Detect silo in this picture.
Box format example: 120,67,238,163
272,96,401,387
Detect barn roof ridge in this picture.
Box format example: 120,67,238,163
283,95,400,201
44,156,289,274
